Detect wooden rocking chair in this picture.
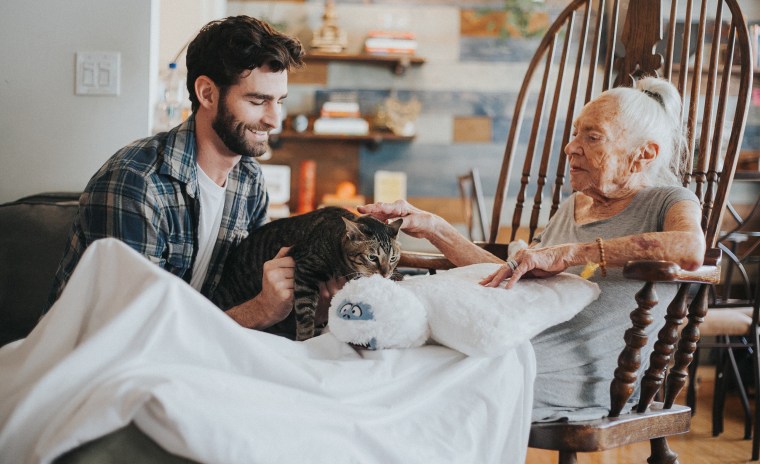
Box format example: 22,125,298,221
401,0,754,462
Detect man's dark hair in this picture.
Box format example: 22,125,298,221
186,16,304,112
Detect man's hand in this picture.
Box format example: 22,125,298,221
315,276,348,327
225,246,295,329
257,246,296,321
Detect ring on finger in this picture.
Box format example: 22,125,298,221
506,258,519,271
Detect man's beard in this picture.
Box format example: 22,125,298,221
212,97,269,158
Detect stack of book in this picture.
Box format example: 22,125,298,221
363,30,417,55
319,101,361,118
313,101,369,136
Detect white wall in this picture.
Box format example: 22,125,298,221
153,0,225,132
0,0,157,203
739,0,760,19
0,0,227,203
159,0,225,72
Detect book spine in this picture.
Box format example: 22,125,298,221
364,47,417,55
313,118,369,135
320,110,361,118
366,30,416,40
297,160,316,214
364,38,418,49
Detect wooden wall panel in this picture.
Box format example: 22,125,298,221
289,62,328,85
453,116,492,143
264,140,360,212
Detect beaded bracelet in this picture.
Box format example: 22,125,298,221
580,238,608,279
595,237,607,277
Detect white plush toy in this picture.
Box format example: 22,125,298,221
328,262,601,357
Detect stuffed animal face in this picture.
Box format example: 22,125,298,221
336,301,374,321
328,275,430,350
335,301,378,349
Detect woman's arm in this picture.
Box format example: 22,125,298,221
482,199,705,288
357,200,503,266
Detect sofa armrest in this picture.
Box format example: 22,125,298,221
0,192,80,346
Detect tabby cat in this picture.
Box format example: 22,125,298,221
212,206,402,341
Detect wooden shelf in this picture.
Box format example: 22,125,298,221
270,115,415,150
275,129,413,142
304,52,425,75
737,150,760,179
668,63,758,77
271,129,413,150
735,170,760,181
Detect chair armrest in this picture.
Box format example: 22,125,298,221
401,247,722,283
622,248,722,284
399,251,455,271
398,241,510,272
471,241,510,260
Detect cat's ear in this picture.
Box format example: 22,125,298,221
387,218,403,237
342,217,365,241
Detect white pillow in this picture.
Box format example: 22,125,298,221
329,263,600,357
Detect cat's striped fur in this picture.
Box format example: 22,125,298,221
212,206,402,341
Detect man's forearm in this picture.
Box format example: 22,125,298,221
224,296,283,329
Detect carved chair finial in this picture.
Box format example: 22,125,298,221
613,0,664,87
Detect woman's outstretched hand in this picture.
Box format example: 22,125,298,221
480,245,571,289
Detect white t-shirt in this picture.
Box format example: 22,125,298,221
190,164,227,291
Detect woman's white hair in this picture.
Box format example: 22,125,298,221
604,77,687,186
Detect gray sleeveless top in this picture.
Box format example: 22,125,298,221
531,186,699,422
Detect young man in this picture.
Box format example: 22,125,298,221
48,16,306,332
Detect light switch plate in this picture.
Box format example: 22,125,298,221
75,51,120,96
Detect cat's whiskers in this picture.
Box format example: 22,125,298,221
342,269,394,281
343,271,364,280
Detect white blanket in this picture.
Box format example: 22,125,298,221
0,239,536,464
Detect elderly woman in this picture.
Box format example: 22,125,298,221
358,76,705,421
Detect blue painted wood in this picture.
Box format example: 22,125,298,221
358,140,573,201
744,122,760,150
459,37,543,62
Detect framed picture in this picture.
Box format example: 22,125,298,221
260,164,291,205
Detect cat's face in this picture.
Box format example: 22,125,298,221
342,216,402,279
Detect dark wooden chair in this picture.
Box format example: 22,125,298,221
457,168,489,242
686,202,760,460
401,0,754,462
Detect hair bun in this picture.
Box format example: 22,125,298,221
635,77,681,124
642,89,665,108
607,76,687,186
633,77,687,184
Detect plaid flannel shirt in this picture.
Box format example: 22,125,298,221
47,115,269,312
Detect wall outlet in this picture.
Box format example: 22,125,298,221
75,51,120,96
